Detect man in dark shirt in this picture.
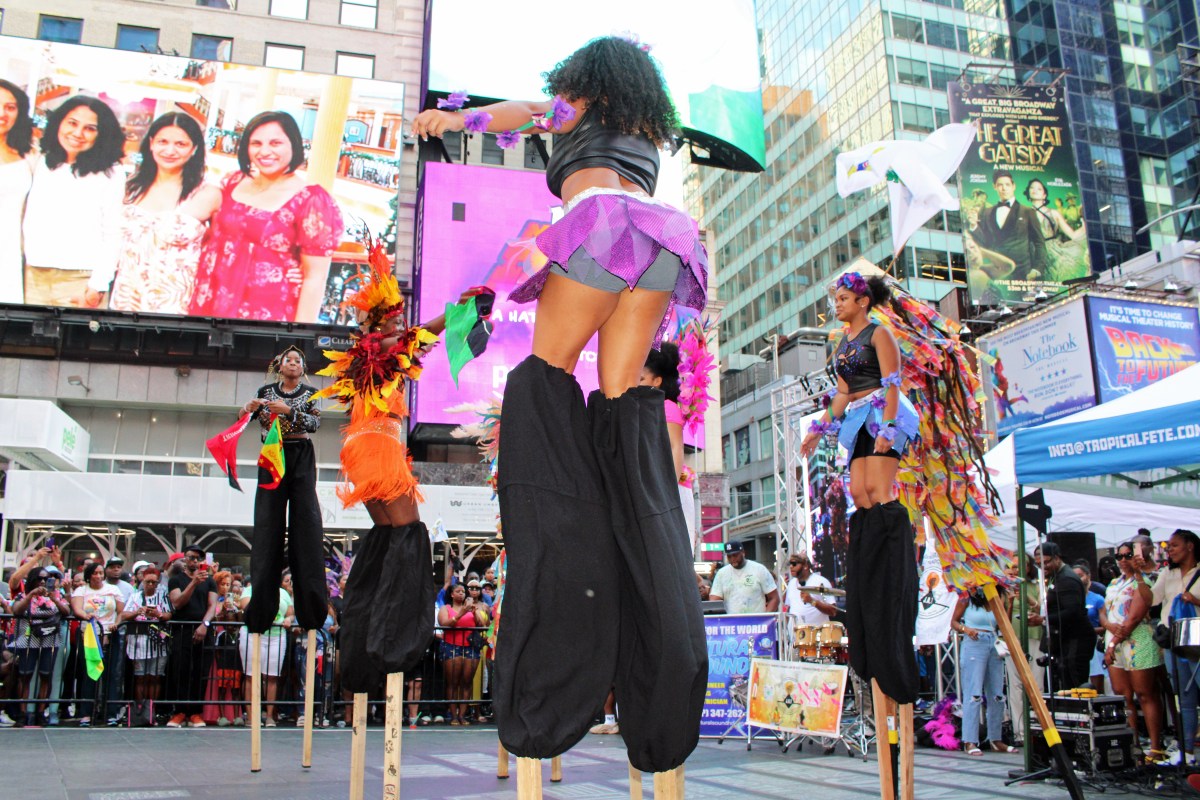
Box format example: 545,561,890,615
1031,542,1096,689
165,547,217,727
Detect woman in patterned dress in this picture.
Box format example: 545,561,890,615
110,112,220,314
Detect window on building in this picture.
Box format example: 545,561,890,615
192,34,233,62
722,434,733,472
38,15,83,43
899,102,934,133
888,14,925,43
761,478,776,513
925,20,958,50
270,0,308,20
480,134,504,165
196,0,238,8
734,426,751,467
894,57,928,87
929,64,960,91
264,43,305,71
116,25,159,53
734,483,753,517
758,418,773,463
340,0,378,28
335,51,374,78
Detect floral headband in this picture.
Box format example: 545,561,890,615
835,272,869,297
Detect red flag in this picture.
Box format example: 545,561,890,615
205,414,253,492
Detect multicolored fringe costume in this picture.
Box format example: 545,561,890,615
314,240,438,692
871,281,1009,590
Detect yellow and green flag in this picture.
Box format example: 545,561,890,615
258,417,286,489
83,619,105,681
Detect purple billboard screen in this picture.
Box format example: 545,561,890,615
413,162,599,425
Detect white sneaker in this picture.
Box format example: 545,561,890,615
589,722,620,735
1169,751,1197,766
0,711,15,727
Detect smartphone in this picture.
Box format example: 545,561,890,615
45,537,55,549
45,576,57,591
205,552,214,567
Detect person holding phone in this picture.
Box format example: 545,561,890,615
165,547,217,728
119,566,172,725
70,563,125,727
10,567,70,726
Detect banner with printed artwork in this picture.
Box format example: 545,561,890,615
947,82,1091,304
747,658,848,737
700,613,778,737
979,297,1097,438
1086,296,1200,403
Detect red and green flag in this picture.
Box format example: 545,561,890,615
258,417,286,489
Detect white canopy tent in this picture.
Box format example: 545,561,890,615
984,363,1200,550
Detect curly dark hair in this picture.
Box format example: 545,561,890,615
0,79,34,157
42,95,126,177
644,341,681,402
543,36,678,147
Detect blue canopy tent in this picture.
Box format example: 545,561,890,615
985,363,1200,549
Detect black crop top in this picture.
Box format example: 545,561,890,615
544,109,659,199
834,323,883,393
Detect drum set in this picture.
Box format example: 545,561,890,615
793,621,849,663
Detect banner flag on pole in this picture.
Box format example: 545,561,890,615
257,417,286,489
205,414,253,492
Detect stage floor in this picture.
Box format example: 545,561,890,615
2,726,1078,799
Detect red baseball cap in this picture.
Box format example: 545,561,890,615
166,552,187,565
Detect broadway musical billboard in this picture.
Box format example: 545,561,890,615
1086,295,1200,403
0,35,405,323
948,82,1092,304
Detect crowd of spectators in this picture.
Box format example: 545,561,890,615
0,543,497,730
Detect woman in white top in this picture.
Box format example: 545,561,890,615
22,95,126,309
70,562,126,726
0,79,35,305
110,112,220,314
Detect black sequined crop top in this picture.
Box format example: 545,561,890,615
544,109,659,199
834,323,883,392
256,382,321,439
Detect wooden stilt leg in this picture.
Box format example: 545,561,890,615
871,679,895,800
628,762,642,800
497,740,510,778
516,757,542,800
250,633,262,773
349,693,368,800
652,766,684,800
383,672,403,800
899,703,914,800
984,586,1085,800
302,629,316,768
550,755,562,782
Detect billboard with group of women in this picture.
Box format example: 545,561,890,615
0,35,406,324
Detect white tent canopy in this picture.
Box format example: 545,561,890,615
984,363,1200,550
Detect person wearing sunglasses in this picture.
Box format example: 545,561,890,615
119,567,173,725
10,568,70,725
1100,543,1165,764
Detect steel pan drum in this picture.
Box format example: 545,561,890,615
1173,617,1200,659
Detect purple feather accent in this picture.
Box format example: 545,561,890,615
462,110,492,134
867,422,880,438
496,129,521,149
870,394,887,410
550,96,575,129
880,425,898,442
437,91,469,110
881,370,902,388
835,271,869,296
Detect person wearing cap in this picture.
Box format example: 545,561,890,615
783,553,837,625
130,561,151,589
104,556,136,604
101,556,135,726
1030,542,1095,689
709,542,779,615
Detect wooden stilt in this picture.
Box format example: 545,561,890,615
302,629,317,768
550,755,563,782
628,762,642,800
516,757,542,800
497,740,510,778
871,679,895,800
898,703,915,800
651,766,684,800
984,585,1085,800
250,633,262,773
349,693,368,800
383,672,403,800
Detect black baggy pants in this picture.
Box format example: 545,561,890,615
247,438,328,633
845,499,919,704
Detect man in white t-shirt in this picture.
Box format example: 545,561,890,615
710,541,779,614
783,553,838,625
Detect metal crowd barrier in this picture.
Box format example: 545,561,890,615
0,613,493,727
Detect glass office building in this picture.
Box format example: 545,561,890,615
686,0,1013,358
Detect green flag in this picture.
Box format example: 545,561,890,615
83,619,105,681
444,288,495,387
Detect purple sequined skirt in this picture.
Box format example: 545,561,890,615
508,190,709,333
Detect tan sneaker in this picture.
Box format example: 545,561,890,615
589,722,619,734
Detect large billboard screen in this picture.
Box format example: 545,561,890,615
425,0,765,172
1086,296,1200,403
979,297,1097,438
413,161,600,425
0,35,404,323
948,82,1091,304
